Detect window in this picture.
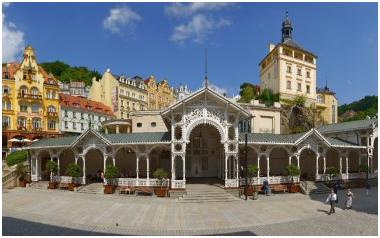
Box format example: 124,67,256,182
126,91,130,97
52,91,56,99
73,122,77,130
286,66,292,73
20,86,28,96
286,81,291,89
32,118,41,129
2,116,10,128
64,110,68,117
47,105,56,113
297,68,302,76
306,71,311,78
81,112,84,119
140,105,144,110
81,123,84,131
7,101,11,110
297,83,301,91
151,122,157,127
73,111,76,118
132,103,135,110
48,120,56,129
31,87,38,95
31,103,40,113
65,121,68,129
17,117,26,128
332,105,336,123
317,95,323,103
20,104,28,112
3,86,10,94
306,85,310,94
137,122,142,128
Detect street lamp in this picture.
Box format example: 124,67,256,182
243,115,254,201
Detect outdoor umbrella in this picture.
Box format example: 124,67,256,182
8,138,21,142
22,138,32,142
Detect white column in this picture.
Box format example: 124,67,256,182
225,155,228,180
82,157,86,184
323,156,326,174
50,157,53,181
297,155,300,168
339,156,343,174
75,156,78,164
57,157,60,176
103,155,106,183
146,156,150,179
182,157,186,181
257,155,260,178
112,157,115,166
266,155,269,179
288,156,292,165
236,156,239,181
136,156,140,179
35,158,39,180
316,155,319,179
345,156,349,175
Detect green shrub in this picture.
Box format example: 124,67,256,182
153,168,169,187
6,150,27,166
326,166,338,177
46,160,58,178
359,164,369,173
104,164,119,185
247,164,258,178
15,163,28,181
65,163,82,178
286,164,301,177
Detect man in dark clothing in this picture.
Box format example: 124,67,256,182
333,183,339,203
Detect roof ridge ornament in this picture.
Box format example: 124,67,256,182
204,48,208,88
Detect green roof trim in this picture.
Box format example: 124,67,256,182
317,118,377,134
27,136,78,148
102,132,171,144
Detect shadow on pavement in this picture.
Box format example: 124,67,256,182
208,231,256,236
2,217,121,236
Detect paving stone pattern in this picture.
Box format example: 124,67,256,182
2,187,378,235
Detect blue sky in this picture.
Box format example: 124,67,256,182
2,2,377,104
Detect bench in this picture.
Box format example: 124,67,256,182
270,184,289,193
134,187,154,196
118,186,135,195
59,183,69,190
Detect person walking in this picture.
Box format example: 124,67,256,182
365,181,371,196
325,188,337,215
263,179,270,196
345,189,354,209
333,182,339,203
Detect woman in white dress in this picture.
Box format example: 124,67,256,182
345,189,354,209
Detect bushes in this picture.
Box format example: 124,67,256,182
6,150,27,166
326,166,338,177
104,164,119,185
65,163,82,178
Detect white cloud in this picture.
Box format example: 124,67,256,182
2,6,25,62
103,5,142,34
209,83,228,96
170,14,231,44
3,2,11,8
165,3,232,18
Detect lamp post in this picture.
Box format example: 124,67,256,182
243,115,254,201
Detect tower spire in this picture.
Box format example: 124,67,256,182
204,48,208,88
281,11,293,42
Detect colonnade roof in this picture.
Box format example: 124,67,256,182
317,118,377,134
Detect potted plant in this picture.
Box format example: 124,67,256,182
15,163,28,187
153,168,169,197
326,166,338,182
244,164,258,199
286,164,301,193
65,163,82,191
104,164,119,194
46,160,58,189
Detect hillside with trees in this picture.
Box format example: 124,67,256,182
39,61,101,86
338,95,378,122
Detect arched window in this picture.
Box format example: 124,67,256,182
6,101,11,110
31,103,40,113
20,86,28,96
3,86,10,94
32,118,41,129
17,117,27,128
30,87,39,95
47,105,56,112
52,90,56,99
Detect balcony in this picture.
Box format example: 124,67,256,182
47,111,58,117
17,93,42,101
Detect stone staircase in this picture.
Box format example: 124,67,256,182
178,184,239,203
300,181,331,195
29,181,49,190
76,183,104,194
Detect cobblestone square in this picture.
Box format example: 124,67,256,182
2,187,378,235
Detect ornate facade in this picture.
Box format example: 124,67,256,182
2,46,60,149
145,76,176,110
27,86,375,194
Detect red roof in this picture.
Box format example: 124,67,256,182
2,63,20,79
59,93,115,117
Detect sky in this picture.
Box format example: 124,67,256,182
2,2,378,104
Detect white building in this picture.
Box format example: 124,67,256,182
58,81,90,98
59,93,114,135
174,84,192,101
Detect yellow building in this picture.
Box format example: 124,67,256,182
316,84,338,124
88,69,148,119
2,46,60,148
259,13,317,106
144,75,176,110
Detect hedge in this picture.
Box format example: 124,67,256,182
6,150,28,166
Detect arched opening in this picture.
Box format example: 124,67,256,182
138,156,147,178
239,146,258,177
269,147,289,176
348,150,360,173
174,155,183,180
38,150,51,181
85,148,104,183
326,148,340,173
259,155,267,177
59,149,75,175
114,147,136,178
185,124,224,178
149,146,171,178
226,155,237,179
318,155,324,174
299,148,317,180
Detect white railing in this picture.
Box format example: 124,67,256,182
171,180,185,189
116,178,170,187
225,179,239,188
52,176,85,185
239,176,300,186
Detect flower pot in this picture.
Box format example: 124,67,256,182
19,179,27,187
104,185,115,194
252,191,259,200
154,187,168,197
289,183,299,193
48,181,58,189
68,183,76,191
244,186,254,196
